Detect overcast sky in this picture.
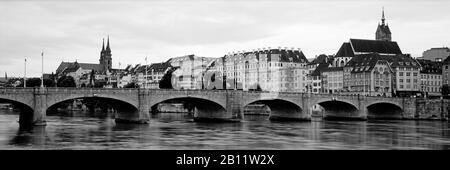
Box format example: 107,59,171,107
1,0,449,77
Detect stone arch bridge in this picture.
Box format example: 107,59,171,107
0,88,431,126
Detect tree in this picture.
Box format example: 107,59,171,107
159,67,179,89
256,84,262,91
442,84,450,96
94,81,107,88
43,78,55,87
57,76,76,87
26,78,40,87
123,82,139,88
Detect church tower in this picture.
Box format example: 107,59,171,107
99,36,112,72
376,8,392,41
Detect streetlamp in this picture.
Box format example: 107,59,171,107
41,50,44,88
24,57,27,88
202,57,205,89
145,56,148,89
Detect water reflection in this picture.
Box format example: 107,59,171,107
0,110,449,150
9,125,48,148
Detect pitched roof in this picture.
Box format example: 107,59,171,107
266,49,308,63
310,63,329,76
345,54,383,73
443,54,450,64
61,63,81,74
310,54,333,64
322,66,344,72
350,39,402,54
335,42,355,57
345,53,418,73
56,62,72,73
56,61,103,74
225,48,309,63
417,59,442,74
149,62,172,72
386,54,420,68
78,63,103,71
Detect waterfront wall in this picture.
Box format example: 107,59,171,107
416,99,449,120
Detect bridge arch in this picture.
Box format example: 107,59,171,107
150,96,227,121
0,97,34,125
244,98,308,121
314,99,362,120
46,96,139,119
367,102,403,119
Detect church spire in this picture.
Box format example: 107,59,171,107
106,35,111,52
381,7,386,25
101,38,105,52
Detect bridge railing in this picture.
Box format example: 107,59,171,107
0,87,35,93
0,87,415,100
45,87,137,93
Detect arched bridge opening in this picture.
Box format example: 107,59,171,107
318,100,363,120
47,97,138,120
367,102,403,119
0,98,34,126
151,97,227,122
245,99,308,121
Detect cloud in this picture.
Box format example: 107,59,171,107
0,0,450,77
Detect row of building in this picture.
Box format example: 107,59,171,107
52,10,449,98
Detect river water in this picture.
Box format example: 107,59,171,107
0,109,449,150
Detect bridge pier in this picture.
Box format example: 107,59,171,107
28,88,47,126
115,89,150,124
193,90,243,122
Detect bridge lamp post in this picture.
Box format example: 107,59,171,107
24,57,27,88
41,51,44,88
145,56,148,89
202,57,205,90
40,50,44,88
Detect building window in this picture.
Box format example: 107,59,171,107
399,72,403,76
406,72,411,76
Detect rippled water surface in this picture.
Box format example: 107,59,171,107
0,109,449,150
